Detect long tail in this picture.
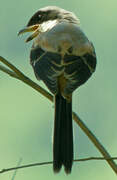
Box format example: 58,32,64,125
53,92,73,174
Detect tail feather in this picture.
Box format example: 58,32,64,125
53,93,73,174
63,100,73,173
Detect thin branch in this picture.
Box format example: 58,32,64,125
74,157,117,162
0,56,27,78
0,161,52,174
0,65,19,79
73,112,117,173
0,56,53,101
0,157,117,174
0,56,117,174
11,158,22,180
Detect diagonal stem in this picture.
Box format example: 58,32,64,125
0,65,19,79
73,112,117,173
0,56,53,101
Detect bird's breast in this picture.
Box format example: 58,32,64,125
33,22,94,56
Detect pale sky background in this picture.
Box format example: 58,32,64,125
0,0,117,179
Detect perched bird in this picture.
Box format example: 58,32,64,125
18,6,97,174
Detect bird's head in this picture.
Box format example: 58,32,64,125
18,6,79,42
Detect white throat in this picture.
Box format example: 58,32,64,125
41,20,58,32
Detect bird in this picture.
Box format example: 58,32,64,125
18,6,97,174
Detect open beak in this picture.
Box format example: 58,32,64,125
18,24,41,42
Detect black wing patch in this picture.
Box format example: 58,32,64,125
30,46,97,95
63,53,96,95
30,46,63,94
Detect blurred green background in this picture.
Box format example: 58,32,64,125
0,0,117,179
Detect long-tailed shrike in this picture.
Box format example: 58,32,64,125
18,6,97,174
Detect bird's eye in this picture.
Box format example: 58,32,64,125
38,14,43,20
